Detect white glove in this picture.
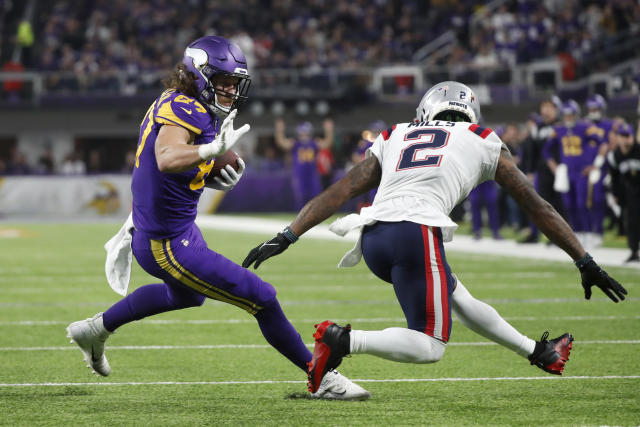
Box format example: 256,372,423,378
198,110,250,160
210,158,245,192
588,168,601,184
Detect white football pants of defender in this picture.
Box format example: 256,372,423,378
349,281,536,362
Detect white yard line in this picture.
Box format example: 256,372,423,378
1,314,638,326
1,340,639,352
0,375,638,388
2,297,636,308
195,214,640,269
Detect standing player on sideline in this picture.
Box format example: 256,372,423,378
66,36,369,400
544,100,607,248
520,97,566,243
275,119,334,209
584,94,615,247
608,122,640,263
243,81,627,393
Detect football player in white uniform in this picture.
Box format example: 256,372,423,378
243,81,627,393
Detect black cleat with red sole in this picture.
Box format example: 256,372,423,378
307,320,351,393
528,331,574,375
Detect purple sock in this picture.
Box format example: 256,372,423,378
102,283,205,332
254,299,312,372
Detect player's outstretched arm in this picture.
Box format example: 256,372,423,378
494,147,627,302
242,156,382,269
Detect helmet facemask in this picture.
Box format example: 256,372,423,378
199,66,251,119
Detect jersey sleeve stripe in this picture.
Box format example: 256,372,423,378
381,124,397,141
480,128,493,138
155,102,203,135
469,124,493,139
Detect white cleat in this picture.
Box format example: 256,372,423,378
310,370,370,401
66,312,112,377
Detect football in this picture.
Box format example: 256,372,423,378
208,150,240,180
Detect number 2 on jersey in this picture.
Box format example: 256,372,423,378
396,128,449,171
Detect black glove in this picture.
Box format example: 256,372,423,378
242,226,298,269
576,253,627,303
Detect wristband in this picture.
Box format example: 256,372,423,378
282,226,299,243
574,252,593,271
198,143,216,160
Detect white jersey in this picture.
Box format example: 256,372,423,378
330,120,504,267
364,120,504,241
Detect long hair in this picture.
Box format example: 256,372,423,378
162,63,199,98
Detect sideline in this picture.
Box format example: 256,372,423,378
196,215,640,269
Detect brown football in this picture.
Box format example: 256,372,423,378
209,150,240,178
204,150,240,188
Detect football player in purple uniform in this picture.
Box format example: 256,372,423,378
584,94,614,247
66,36,368,400
543,100,607,247
275,119,333,209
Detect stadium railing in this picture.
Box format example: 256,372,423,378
1,59,638,107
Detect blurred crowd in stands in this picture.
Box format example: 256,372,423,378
0,0,638,94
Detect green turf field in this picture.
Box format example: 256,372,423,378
0,222,638,426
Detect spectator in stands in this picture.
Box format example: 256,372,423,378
87,149,101,174
123,150,136,173
6,149,31,175
36,144,55,174
61,151,86,175
18,0,636,91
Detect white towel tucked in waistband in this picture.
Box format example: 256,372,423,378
329,213,376,268
104,213,135,296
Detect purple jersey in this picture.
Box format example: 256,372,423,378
131,89,220,238
543,120,603,173
292,138,318,177
591,118,614,144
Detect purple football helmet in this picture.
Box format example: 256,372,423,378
561,100,580,127
296,121,313,136
586,94,607,121
615,122,633,136
561,99,580,117
182,36,251,119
